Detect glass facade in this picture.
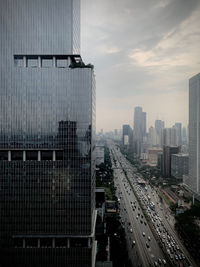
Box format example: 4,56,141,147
0,0,96,266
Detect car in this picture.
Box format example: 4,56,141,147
154,261,158,266
142,232,145,237
136,216,138,219
144,221,147,225
158,258,162,264
130,228,133,233
146,242,150,248
175,254,178,260
140,220,143,224
178,254,182,260
162,259,166,265
132,240,136,247
148,236,151,241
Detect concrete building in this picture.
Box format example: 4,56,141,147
148,148,163,166
188,73,200,195
171,154,189,180
162,146,180,177
133,107,146,156
0,1,96,266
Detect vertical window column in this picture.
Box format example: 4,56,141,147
38,56,41,68
23,151,26,161
53,56,56,67
23,56,27,67
53,151,56,161
8,151,11,161
52,238,55,248
38,151,41,161
37,239,40,248
67,239,70,248
88,238,91,248
23,239,26,248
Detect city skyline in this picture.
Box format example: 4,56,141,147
81,0,200,131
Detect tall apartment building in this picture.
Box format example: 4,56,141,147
188,73,200,195
133,107,146,156
0,1,96,266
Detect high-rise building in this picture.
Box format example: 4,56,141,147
173,122,182,146
0,1,96,266
155,120,165,146
162,128,178,147
148,126,157,146
133,107,146,156
171,154,189,180
162,146,180,177
188,73,200,195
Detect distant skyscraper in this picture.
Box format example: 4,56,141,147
122,124,132,146
162,128,178,147
188,73,200,195
0,1,96,266
155,120,165,146
173,122,182,146
133,107,146,156
148,126,157,146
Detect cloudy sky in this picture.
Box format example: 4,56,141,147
81,0,200,132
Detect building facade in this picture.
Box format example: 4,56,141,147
0,0,96,266
171,154,189,180
133,107,146,156
188,73,200,195
162,146,179,178
162,128,178,147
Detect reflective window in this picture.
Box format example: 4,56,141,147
56,58,68,68
27,56,38,67
41,56,53,67
14,55,24,67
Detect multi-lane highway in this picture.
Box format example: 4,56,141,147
109,142,168,267
108,141,196,267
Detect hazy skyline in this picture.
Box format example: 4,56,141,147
81,0,200,131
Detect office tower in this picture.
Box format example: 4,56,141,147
171,154,189,180
122,124,131,145
0,1,96,267
182,127,188,144
162,146,180,177
148,126,157,146
173,122,182,146
162,128,178,147
133,107,146,156
188,73,200,195
155,120,165,146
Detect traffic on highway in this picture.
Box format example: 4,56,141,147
108,141,196,267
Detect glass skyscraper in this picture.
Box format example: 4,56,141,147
188,73,200,196
0,0,96,266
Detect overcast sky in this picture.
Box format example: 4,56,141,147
81,0,200,132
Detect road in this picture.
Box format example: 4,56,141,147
108,141,197,267
109,142,168,267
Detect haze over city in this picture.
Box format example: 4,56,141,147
81,0,200,131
